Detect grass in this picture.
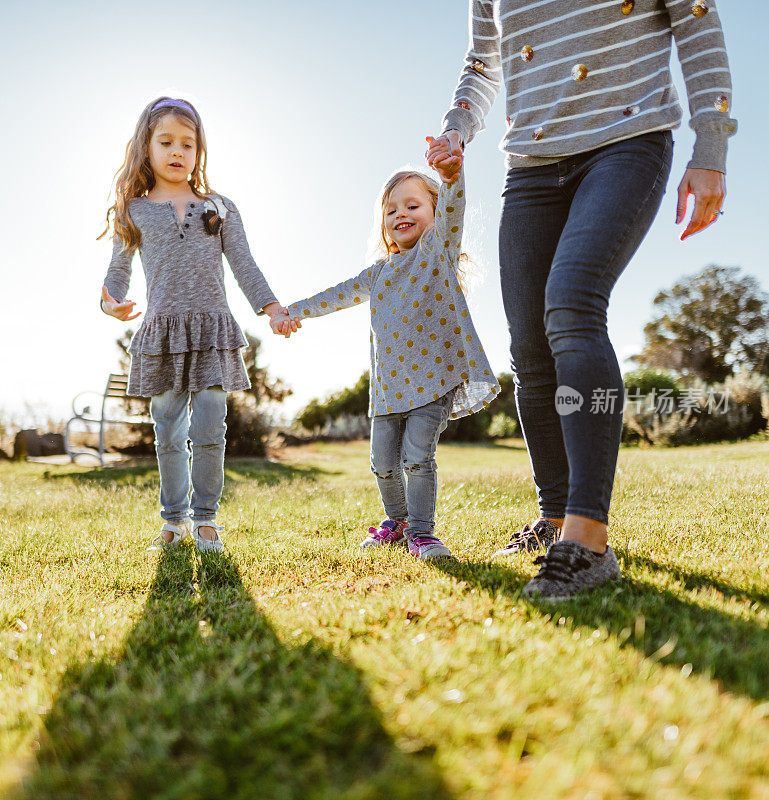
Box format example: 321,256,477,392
1,439,768,799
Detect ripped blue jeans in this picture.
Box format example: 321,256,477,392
370,390,454,535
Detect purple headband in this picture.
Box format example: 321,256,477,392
152,98,196,116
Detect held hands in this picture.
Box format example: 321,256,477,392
676,168,726,241
101,285,141,321
264,302,302,339
426,133,463,184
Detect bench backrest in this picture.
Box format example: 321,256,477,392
104,374,129,399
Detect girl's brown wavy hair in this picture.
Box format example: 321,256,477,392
98,97,213,251
376,170,467,291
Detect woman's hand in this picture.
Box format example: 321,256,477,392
676,168,726,241
101,285,141,320
425,136,463,184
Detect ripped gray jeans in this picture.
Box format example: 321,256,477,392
369,389,454,535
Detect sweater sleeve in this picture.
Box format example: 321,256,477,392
220,198,279,314
103,235,134,307
287,264,380,320
665,0,737,172
441,0,503,146
433,170,466,265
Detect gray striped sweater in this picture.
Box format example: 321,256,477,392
442,0,736,172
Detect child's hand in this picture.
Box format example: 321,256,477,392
264,302,302,338
426,136,463,184
101,285,141,320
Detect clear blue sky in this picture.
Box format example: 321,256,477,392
0,1,765,424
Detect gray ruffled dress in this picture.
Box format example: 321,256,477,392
103,196,277,397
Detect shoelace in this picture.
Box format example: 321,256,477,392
370,521,402,542
410,534,440,548
532,547,592,583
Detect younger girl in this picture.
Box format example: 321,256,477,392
99,96,292,552
281,146,499,560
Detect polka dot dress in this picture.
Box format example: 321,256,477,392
288,171,500,419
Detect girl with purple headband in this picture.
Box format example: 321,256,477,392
98,96,296,552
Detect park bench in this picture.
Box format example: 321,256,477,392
65,373,151,466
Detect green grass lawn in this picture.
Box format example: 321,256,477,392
1,439,768,799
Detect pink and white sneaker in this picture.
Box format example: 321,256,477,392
360,519,409,549
407,533,452,561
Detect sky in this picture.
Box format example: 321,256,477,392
0,1,766,426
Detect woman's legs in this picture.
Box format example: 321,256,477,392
546,131,673,548
189,386,227,536
370,413,408,522
150,389,192,526
499,165,572,523
500,131,673,555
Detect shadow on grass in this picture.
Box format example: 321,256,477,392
18,549,450,800
429,555,769,703
44,458,332,490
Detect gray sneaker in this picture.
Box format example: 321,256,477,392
491,519,559,558
193,522,224,553
407,533,452,561
523,539,621,600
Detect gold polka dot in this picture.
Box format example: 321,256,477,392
384,322,388,330
410,276,417,284
402,316,409,324
439,318,447,326
320,301,327,308
416,324,423,332
425,309,433,317
417,387,424,394
461,309,468,317
412,364,419,371
449,303,455,311
383,384,388,390
435,293,443,302
421,348,428,356
338,293,344,299
450,412,457,419
447,364,455,372
409,400,414,407
303,309,310,316
354,283,360,289
427,372,434,379
461,372,468,380
387,406,393,412
441,379,446,386
479,345,484,352
440,255,445,262
465,334,472,342
432,268,439,276
444,341,451,349
457,350,465,357
446,207,454,214
572,64,588,81
377,375,381,382
398,355,405,363
391,370,397,377
371,307,377,314
396,392,402,399
405,378,410,385
444,279,450,287
484,369,490,376
385,346,391,353
457,190,463,198
437,210,442,218
354,297,361,303
377,293,384,300
385,279,391,286
469,359,476,367
422,285,429,293
393,331,399,339
433,393,440,400
435,356,442,364
691,0,708,16
407,340,414,347
420,261,428,268
413,301,420,308
451,226,459,233
454,327,461,335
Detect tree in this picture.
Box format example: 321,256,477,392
633,265,769,383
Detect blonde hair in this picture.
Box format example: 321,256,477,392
376,170,467,290
98,97,215,250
